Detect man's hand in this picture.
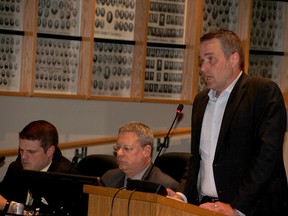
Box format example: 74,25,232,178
166,188,185,201
200,201,240,216
0,195,7,211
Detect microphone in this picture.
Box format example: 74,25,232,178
145,104,184,180
0,156,5,163
160,104,184,149
0,156,5,167
126,104,184,196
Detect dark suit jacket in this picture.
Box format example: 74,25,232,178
182,73,288,215
0,148,77,204
101,164,179,191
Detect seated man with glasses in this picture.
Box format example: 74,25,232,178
101,121,178,191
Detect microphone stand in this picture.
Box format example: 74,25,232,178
146,106,183,180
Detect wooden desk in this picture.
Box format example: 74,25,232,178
84,185,224,216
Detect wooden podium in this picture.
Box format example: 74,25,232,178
83,185,224,216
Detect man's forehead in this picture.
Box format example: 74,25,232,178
19,139,42,148
201,39,221,49
200,40,223,56
117,133,139,144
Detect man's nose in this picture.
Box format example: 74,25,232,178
21,151,28,159
117,148,125,156
200,62,208,73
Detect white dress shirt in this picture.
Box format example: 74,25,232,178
176,72,244,215
198,72,242,198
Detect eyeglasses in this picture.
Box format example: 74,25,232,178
113,144,144,153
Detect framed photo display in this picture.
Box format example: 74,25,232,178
0,34,22,92
37,0,82,36
147,0,187,44
91,41,134,97
0,0,24,31
94,0,136,41
34,37,80,94
144,46,184,100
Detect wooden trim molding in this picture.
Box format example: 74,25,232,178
0,128,191,157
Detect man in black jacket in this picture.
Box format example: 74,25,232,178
0,120,77,208
167,30,288,216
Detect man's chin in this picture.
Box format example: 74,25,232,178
22,166,34,170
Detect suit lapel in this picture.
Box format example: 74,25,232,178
142,163,153,180
191,90,209,155
214,73,248,158
193,90,210,145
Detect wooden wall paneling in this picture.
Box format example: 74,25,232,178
182,0,204,104
130,0,148,101
236,0,253,73
20,0,38,95
79,0,95,98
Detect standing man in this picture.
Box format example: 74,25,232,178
0,120,77,205
168,30,288,216
102,121,179,191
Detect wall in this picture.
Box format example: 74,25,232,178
0,95,192,180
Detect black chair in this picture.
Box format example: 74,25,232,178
154,152,191,182
77,154,118,177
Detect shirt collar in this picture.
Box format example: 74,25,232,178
208,71,242,100
127,163,151,180
40,161,52,172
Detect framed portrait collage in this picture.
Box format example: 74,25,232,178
0,0,287,107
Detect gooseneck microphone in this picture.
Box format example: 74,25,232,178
126,104,184,196
162,104,184,148
0,155,5,165
144,104,184,181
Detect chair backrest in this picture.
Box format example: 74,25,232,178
77,154,118,177
154,152,191,182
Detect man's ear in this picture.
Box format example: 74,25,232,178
47,145,55,156
230,52,239,66
143,144,152,157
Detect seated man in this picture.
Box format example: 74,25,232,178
0,120,77,206
102,121,178,191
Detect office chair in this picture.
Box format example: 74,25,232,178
154,152,191,182
77,154,118,177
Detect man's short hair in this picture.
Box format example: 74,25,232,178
200,29,245,71
118,121,154,148
19,120,59,152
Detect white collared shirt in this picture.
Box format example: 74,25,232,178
198,72,242,198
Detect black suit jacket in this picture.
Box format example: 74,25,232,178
183,73,288,215
0,149,77,204
101,164,179,191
